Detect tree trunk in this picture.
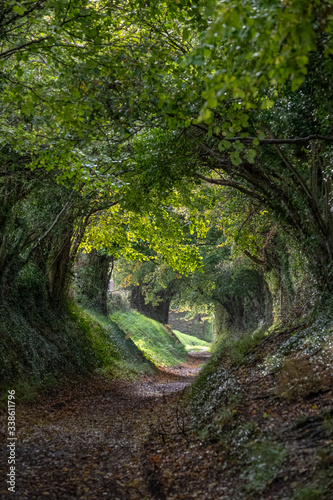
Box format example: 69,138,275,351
130,284,171,324
47,228,73,309
74,250,113,315
213,303,229,341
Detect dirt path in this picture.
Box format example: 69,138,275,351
0,355,207,499
2,341,333,499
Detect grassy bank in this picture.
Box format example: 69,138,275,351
0,302,154,401
110,309,187,366
173,329,211,351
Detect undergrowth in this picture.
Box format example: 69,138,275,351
212,326,268,365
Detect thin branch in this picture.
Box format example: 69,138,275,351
191,123,333,144
195,172,263,201
238,206,261,233
274,144,328,238
61,0,72,25
243,250,264,266
32,194,73,250
0,36,48,59
199,143,230,164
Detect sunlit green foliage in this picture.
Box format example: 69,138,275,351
80,203,205,274
110,309,187,366
173,329,211,351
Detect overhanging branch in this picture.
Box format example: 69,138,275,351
191,124,333,144
194,172,263,201
243,250,264,266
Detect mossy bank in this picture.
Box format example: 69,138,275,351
0,302,154,400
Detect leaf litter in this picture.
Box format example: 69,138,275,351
0,336,332,499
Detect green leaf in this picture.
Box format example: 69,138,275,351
261,99,274,110
202,108,212,121
221,140,231,149
13,5,26,15
207,96,218,108
234,141,245,151
183,28,190,41
248,149,257,164
230,151,241,166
